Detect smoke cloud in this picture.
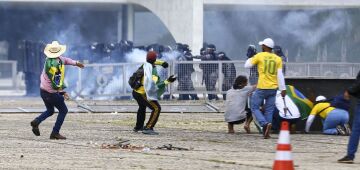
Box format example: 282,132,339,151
204,7,354,62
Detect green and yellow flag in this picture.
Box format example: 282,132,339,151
45,58,66,90
286,85,314,120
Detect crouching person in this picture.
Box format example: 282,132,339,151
273,85,314,133
130,51,176,135
30,41,85,140
305,95,350,135
224,75,255,134
273,91,301,133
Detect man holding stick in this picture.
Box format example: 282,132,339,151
244,38,286,139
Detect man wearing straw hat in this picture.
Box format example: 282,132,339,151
30,41,84,140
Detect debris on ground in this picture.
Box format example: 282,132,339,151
156,144,191,151
100,138,146,151
101,143,120,149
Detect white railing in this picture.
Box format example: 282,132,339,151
0,60,18,90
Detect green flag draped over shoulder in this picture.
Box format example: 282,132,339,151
45,58,66,90
153,69,166,98
286,85,314,120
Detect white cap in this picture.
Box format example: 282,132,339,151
258,38,274,49
315,95,326,102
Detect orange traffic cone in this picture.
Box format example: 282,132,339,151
273,121,294,170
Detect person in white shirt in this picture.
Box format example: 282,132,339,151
224,75,256,134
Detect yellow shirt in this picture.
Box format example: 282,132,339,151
134,75,159,95
251,52,282,89
309,102,335,119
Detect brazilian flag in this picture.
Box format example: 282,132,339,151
286,85,314,120
45,58,66,90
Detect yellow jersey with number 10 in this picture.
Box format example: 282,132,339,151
251,52,283,89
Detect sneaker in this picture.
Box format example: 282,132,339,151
142,129,159,135
343,124,352,136
30,119,40,136
50,132,67,140
133,127,143,132
263,123,272,139
338,156,354,164
336,125,347,136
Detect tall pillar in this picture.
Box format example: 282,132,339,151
126,4,134,41
137,0,204,54
118,4,134,41
117,7,123,42
192,0,204,55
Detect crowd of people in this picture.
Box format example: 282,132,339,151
225,38,352,137
221,37,359,164
29,39,360,164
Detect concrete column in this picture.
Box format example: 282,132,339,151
118,4,134,41
192,0,204,55
126,4,134,41
136,0,204,55
117,7,123,42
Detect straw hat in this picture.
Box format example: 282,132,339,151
44,41,66,58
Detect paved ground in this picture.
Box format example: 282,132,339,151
0,104,358,170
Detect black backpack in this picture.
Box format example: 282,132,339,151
128,66,144,89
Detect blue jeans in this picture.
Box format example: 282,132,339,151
323,109,349,135
251,89,277,127
347,101,360,159
35,89,68,133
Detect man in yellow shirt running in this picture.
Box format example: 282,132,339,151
244,38,286,139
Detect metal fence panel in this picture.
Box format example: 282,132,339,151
286,63,310,77
68,61,360,99
0,60,17,89
321,63,352,78
171,61,247,95
287,62,357,79
71,63,170,99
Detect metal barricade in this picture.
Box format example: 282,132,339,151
172,61,359,98
69,61,360,99
72,63,171,99
171,60,247,96
287,62,357,79
0,60,18,90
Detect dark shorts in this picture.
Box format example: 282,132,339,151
228,118,246,125
272,109,300,131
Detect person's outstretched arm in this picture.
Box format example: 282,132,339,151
305,114,315,133
277,68,286,97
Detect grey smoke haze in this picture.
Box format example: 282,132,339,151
68,48,180,99
2,3,360,98
204,8,356,62
279,10,350,48
124,49,147,63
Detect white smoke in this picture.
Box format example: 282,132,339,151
279,10,350,48
124,48,147,63
205,8,352,62
71,48,182,100
161,50,181,61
